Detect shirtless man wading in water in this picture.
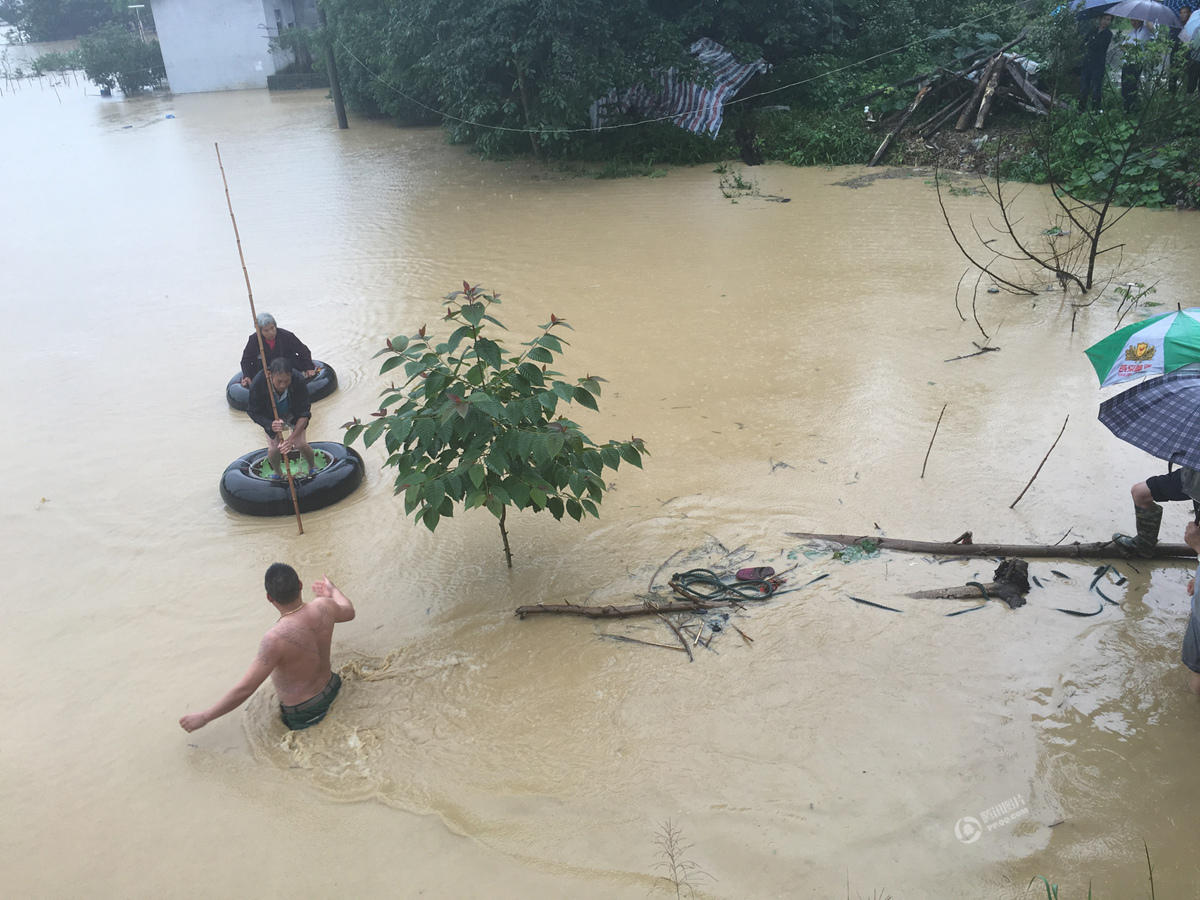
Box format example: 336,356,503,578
179,564,355,732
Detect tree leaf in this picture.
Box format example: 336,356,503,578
423,479,444,509
530,433,551,467
546,496,564,519
364,419,387,448
566,498,583,521
464,393,504,420
468,464,485,488
445,325,473,354
507,480,531,507
461,303,485,328
380,356,406,374
572,387,599,411
475,337,503,370
578,376,601,396
517,430,534,460
618,444,642,468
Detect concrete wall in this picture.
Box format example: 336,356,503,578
151,0,278,92
264,0,321,74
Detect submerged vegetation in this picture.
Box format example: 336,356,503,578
77,21,162,94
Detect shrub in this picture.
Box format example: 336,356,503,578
345,282,647,567
78,22,163,94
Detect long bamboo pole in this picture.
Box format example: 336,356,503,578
214,142,304,534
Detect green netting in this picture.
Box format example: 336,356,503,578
254,450,331,480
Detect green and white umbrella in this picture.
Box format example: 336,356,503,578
1085,308,1200,387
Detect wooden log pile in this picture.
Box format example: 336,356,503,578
865,30,1066,167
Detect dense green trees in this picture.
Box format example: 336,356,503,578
0,0,121,41
321,0,1044,158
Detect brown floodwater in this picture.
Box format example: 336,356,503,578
4,46,1200,898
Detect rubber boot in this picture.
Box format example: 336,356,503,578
1112,503,1163,558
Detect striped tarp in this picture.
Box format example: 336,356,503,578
589,38,769,138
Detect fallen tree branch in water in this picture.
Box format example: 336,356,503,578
785,532,1196,560
908,558,1028,608
515,599,724,619
598,633,688,653
1010,414,1068,509
921,403,947,479
657,612,695,661
944,343,1000,362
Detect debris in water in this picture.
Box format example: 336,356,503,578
850,596,903,613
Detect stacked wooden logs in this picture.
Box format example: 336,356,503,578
865,29,1066,167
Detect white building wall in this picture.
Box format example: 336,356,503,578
150,0,278,93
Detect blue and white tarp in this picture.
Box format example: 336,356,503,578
589,38,769,139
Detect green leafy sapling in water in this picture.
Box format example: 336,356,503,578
344,282,647,568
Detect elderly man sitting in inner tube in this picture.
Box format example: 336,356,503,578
239,313,317,388
248,358,316,476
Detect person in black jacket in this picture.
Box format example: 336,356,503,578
239,313,316,388
248,358,315,475
1079,14,1114,112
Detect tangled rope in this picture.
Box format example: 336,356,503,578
668,569,778,605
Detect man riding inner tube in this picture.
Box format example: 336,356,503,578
240,312,316,388
248,358,315,475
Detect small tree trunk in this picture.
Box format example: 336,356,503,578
499,506,513,568
514,63,542,160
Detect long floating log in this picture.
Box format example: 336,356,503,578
515,599,722,619
784,532,1196,561
909,583,1000,599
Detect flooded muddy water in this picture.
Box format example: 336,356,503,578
4,52,1200,898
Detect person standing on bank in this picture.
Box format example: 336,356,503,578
239,312,317,388
1080,14,1114,111
1168,7,1193,94
1179,523,1200,695
248,357,316,475
179,565,355,732
1120,18,1155,112
1112,464,1200,557
1182,8,1200,95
